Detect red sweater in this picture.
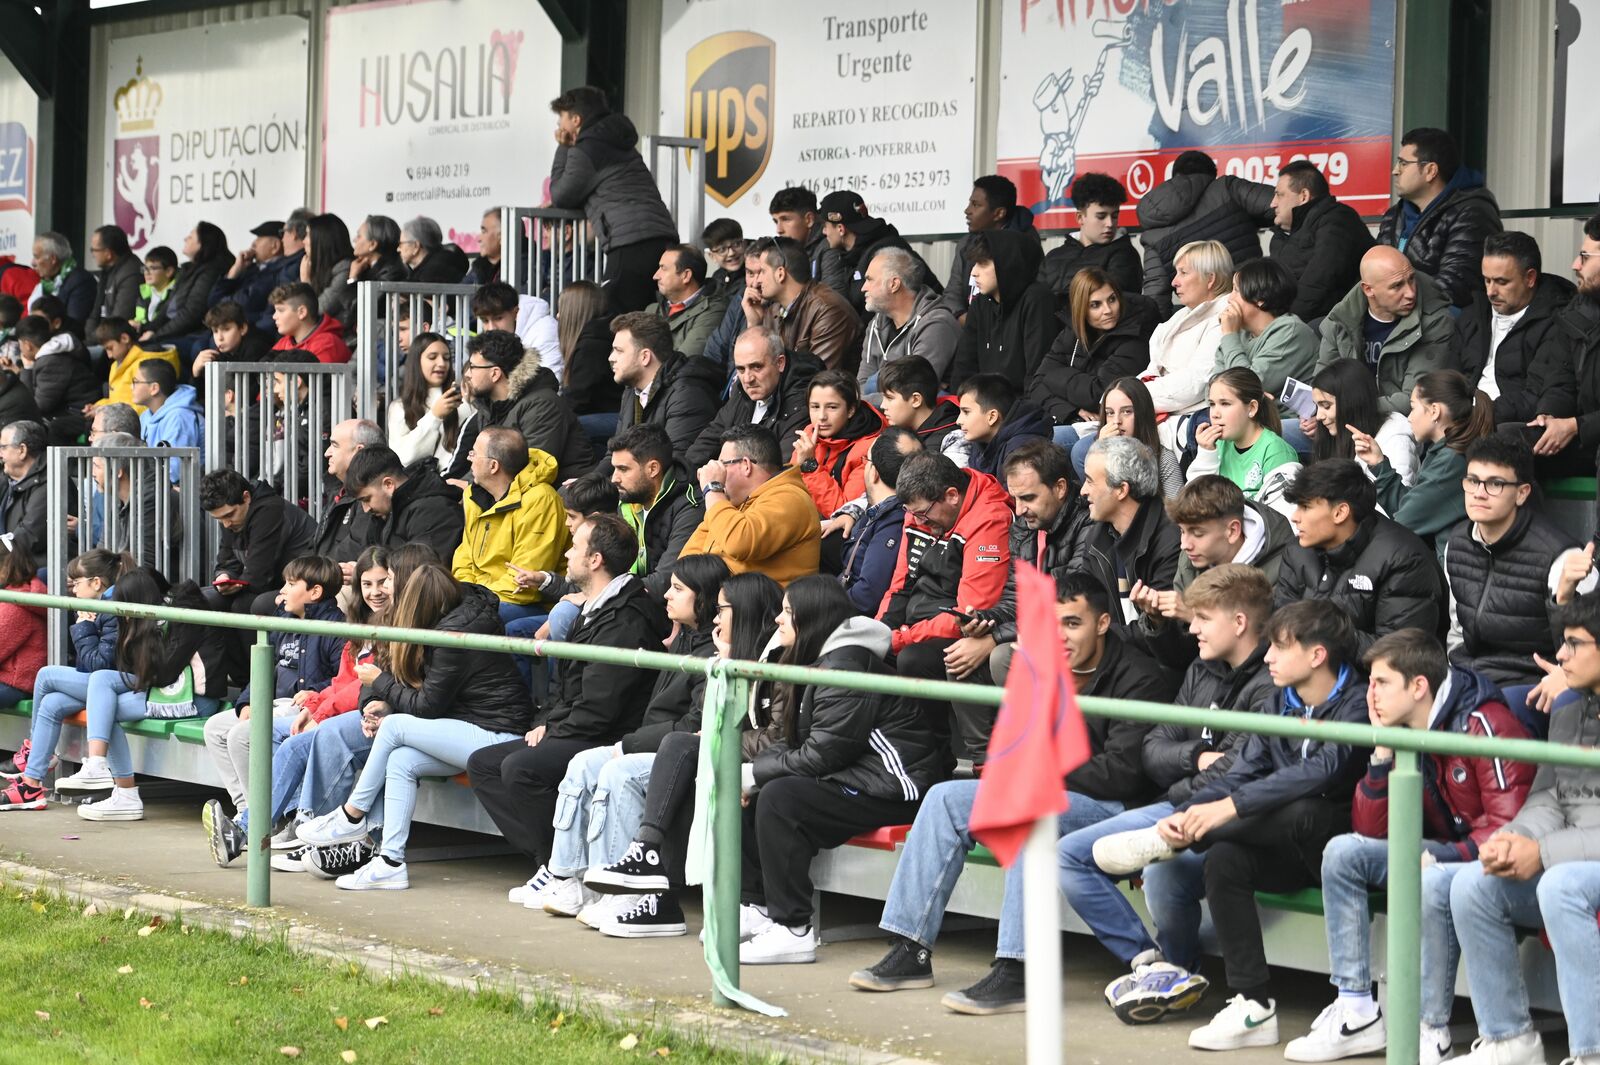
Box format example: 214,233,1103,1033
0,577,48,695
303,643,374,723
272,314,351,364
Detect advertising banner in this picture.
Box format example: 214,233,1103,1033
105,18,310,253
659,0,981,236
996,0,1397,227
0,56,38,260
322,0,562,255
1553,0,1600,206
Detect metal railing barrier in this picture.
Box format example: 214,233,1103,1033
44,446,203,664
646,135,708,245
352,281,478,423
202,361,354,528
5,586,1600,1065
499,206,605,309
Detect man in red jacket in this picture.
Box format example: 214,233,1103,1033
269,282,350,364
878,451,1013,765
1283,629,1533,1064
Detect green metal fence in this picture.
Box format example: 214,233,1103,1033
7,588,1600,1065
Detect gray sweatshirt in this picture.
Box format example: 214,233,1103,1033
1503,692,1600,867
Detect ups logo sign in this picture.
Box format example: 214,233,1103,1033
685,31,773,207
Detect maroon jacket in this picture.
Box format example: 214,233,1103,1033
1353,666,1534,861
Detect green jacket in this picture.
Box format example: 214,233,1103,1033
1214,313,1319,421
1372,441,1466,560
1316,270,1457,416
656,288,726,361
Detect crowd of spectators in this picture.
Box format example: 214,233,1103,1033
2,98,1600,1064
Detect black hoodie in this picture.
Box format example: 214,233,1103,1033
212,479,319,596
549,111,678,252
1143,640,1277,807
369,582,533,736
1028,292,1161,425
950,229,1056,389
966,401,1051,480
619,625,715,754
1038,233,1144,308
538,575,672,743
379,459,465,561
615,349,724,455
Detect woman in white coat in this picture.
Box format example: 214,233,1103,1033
1141,239,1234,451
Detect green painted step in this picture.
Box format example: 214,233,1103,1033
0,700,31,718
172,720,210,744
1545,476,1597,502
120,719,177,738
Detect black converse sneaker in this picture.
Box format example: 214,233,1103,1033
849,936,935,991
941,958,1028,1015
598,892,687,938
301,838,377,880
585,839,670,894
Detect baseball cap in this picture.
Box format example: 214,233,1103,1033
819,190,874,232
250,221,285,238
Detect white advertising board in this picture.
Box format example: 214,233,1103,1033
322,0,563,254
0,55,38,261
105,18,310,253
658,0,981,236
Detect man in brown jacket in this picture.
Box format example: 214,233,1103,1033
742,236,863,375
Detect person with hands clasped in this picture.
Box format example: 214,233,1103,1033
387,331,462,473
1442,591,1600,1065
1348,369,1492,557
1186,367,1301,517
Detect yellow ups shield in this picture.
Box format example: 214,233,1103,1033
685,31,774,207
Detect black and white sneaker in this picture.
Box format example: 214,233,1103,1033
301,838,377,880
585,839,670,894
202,799,245,868
270,847,309,873
942,959,1027,1015
849,936,934,991
599,892,687,938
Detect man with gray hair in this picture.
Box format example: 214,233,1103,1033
685,326,819,467
315,417,386,580
91,402,142,443
29,231,94,321
93,431,183,576
399,215,469,284
0,419,49,555
1075,435,1180,626
857,246,960,395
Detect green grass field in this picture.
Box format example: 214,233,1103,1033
0,887,777,1065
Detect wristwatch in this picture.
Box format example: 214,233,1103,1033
799,459,819,474
703,481,726,496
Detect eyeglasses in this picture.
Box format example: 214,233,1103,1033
708,243,745,256
463,361,494,373
1561,635,1597,652
716,602,733,614
1580,251,1600,264
1394,156,1421,170
1461,475,1521,496
905,501,936,523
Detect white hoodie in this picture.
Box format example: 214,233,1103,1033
512,294,563,381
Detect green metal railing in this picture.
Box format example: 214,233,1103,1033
9,588,1600,1065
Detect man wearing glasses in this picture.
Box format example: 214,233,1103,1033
1375,126,1503,308
1444,435,1578,728
446,330,593,484
1525,213,1600,478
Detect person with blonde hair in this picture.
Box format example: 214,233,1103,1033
1141,240,1234,450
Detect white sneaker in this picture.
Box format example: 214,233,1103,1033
56,758,114,792
1420,1024,1453,1065
1284,1000,1386,1061
739,922,817,965
1093,826,1179,876
1456,1033,1544,1065
740,903,774,942
542,876,597,917
1559,1056,1600,1065
270,848,309,873
295,807,370,846
577,893,634,929
1188,994,1278,1050
76,787,143,821
335,857,409,891
509,866,555,906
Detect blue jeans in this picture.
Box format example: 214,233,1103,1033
1320,834,1461,1023
877,779,1123,959
497,601,545,628
1138,830,1211,974
26,666,129,779
548,745,656,878
1070,432,1095,481
579,411,619,455
346,714,518,862
293,711,374,823
1051,424,1080,449
1452,859,1600,1056
506,601,579,695
1058,800,1200,967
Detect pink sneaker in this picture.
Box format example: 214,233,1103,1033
0,778,47,810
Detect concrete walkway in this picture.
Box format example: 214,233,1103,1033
3,791,1386,1065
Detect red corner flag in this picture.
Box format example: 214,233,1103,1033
968,562,1091,867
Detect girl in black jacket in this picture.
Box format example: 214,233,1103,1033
293,564,532,890
738,576,942,965
580,570,784,936
144,222,231,345
1028,269,1156,435
534,554,730,931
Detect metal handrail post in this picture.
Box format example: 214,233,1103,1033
245,632,275,908
1384,749,1423,1065
711,673,748,1006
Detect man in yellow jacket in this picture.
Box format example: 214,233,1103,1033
452,426,571,624
683,424,821,586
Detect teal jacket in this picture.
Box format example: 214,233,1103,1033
1372,441,1467,560
1214,313,1319,421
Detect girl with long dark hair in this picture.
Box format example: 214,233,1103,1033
386,331,461,471
302,213,356,326
1071,375,1183,498
143,222,232,344
1304,359,1417,484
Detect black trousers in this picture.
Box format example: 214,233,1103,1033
896,638,994,768
1496,422,1595,481
467,737,595,870
740,776,921,927
636,730,700,886
202,585,269,687
604,237,677,315
1198,796,1351,998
